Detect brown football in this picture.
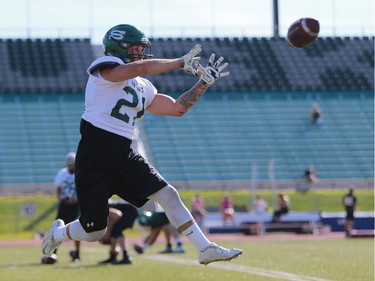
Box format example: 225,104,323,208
287,18,320,48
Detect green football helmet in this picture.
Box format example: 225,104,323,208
102,24,152,63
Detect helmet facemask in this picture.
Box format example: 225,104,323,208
120,42,153,63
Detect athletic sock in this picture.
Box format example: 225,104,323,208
182,223,211,252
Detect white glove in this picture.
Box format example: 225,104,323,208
196,53,229,86
180,44,201,75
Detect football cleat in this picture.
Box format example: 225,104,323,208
41,253,58,264
198,243,242,265
42,219,64,257
173,245,186,254
133,244,144,254
69,250,80,263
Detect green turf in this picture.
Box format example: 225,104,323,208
0,239,373,281
0,189,373,237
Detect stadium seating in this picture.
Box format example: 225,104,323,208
142,91,374,184
0,38,94,94
0,94,83,184
1,36,372,94
0,91,373,187
145,36,374,93
0,36,373,190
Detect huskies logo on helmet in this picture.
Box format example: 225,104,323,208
109,30,126,41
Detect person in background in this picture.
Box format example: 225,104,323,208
98,200,139,265
304,165,319,185
310,103,323,125
41,152,81,264
191,194,206,233
271,194,289,223
134,206,185,254
252,195,268,215
342,188,357,237
220,193,236,226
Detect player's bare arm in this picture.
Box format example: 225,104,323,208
146,80,209,117
101,44,202,82
100,58,182,82
176,81,209,114
147,54,230,117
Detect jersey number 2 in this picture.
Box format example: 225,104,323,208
111,86,145,125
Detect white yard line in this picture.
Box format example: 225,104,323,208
144,254,334,281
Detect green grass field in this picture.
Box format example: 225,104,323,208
0,188,373,238
0,238,373,281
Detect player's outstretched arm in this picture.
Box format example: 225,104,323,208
146,54,229,117
100,44,201,82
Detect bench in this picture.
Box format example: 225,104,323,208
239,212,321,235
205,211,321,235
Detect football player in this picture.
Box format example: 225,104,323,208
98,200,139,265
42,24,242,265
41,152,81,264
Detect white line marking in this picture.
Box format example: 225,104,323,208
144,254,334,281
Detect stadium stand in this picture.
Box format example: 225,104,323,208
0,36,373,192
144,36,374,93
0,38,93,94
142,91,374,187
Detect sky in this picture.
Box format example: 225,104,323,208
0,0,373,44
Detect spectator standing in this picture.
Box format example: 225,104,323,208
342,188,357,237
220,194,236,226
191,194,206,233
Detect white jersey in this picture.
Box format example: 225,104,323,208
54,168,76,200
82,56,157,139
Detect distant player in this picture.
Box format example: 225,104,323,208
135,203,185,254
42,24,242,265
98,200,139,265
41,152,81,264
342,188,357,237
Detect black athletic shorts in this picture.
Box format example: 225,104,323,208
75,119,168,232
346,211,355,220
109,203,139,238
56,202,80,224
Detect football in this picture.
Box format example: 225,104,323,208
287,18,320,48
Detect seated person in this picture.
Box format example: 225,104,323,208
310,104,323,125
272,194,289,223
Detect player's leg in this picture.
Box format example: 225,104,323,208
123,151,242,264
69,241,81,262
149,185,242,265
99,238,118,264
42,177,110,256
110,218,132,264
167,224,185,253
114,235,132,264
159,225,173,253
